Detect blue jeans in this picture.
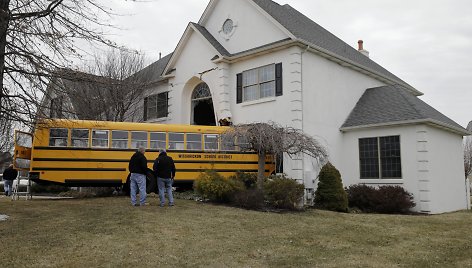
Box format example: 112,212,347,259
3,180,13,196
130,173,146,205
157,177,174,206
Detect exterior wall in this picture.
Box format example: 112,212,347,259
166,30,222,125
301,50,385,189
425,126,468,213
341,125,468,214
203,0,289,54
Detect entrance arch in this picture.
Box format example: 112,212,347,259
191,82,216,126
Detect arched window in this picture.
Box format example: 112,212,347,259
192,83,212,101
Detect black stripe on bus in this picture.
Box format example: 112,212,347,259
32,158,273,165
33,147,257,155
32,168,126,172
32,167,269,173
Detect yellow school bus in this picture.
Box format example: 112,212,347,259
14,119,275,192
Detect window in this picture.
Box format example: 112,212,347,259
71,129,89,148
49,96,64,118
144,92,168,121
150,132,166,150
236,63,282,104
131,131,148,149
49,128,68,147
168,133,184,150
92,130,109,148
186,133,202,151
220,136,236,151
111,131,128,149
204,134,219,151
359,136,401,179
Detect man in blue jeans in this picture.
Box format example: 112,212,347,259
128,147,148,206
3,164,18,196
153,149,176,207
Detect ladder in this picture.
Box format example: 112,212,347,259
12,172,32,200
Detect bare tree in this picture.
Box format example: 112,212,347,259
222,122,328,189
465,138,472,179
0,111,14,153
0,0,119,126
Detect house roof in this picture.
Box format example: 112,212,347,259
251,0,414,92
132,53,173,83
467,121,472,132
341,85,470,135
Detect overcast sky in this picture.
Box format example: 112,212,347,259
103,0,471,127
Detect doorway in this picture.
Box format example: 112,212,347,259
191,83,216,126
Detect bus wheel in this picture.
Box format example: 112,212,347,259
146,171,157,194
123,174,131,196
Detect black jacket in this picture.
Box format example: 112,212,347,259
3,166,18,181
128,152,148,175
153,152,176,179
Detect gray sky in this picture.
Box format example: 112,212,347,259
104,0,471,127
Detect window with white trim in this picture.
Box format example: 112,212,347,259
186,133,202,151
49,128,68,147
242,64,275,102
150,132,166,150
359,136,402,179
92,130,109,148
71,129,89,148
131,131,148,149
111,131,128,149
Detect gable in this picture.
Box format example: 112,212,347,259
200,0,291,54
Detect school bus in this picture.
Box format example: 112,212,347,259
13,119,275,192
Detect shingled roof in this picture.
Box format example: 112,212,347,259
132,53,173,83
251,0,413,91
341,85,470,135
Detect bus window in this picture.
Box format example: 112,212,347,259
221,136,237,151
71,129,89,148
186,133,202,151
150,132,166,150
49,128,68,147
131,131,148,149
168,133,184,150
92,130,109,148
111,130,128,149
237,136,250,151
204,134,219,151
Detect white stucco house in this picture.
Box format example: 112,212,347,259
47,0,470,213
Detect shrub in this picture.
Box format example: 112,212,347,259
346,184,416,214
194,170,244,203
264,175,304,210
229,172,258,189
231,188,264,210
314,162,348,212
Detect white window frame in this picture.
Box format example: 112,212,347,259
242,64,276,102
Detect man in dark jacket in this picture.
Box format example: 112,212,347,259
128,147,148,206
3,164,18,196
153,149,176,207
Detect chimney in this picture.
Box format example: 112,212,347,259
358,40,370,58
159,52,162,60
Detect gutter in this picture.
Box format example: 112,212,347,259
340,119,472,136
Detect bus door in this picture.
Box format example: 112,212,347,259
14,131,33,171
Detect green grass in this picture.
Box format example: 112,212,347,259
1,196,472,267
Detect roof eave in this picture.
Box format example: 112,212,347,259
292,38,423,96
340,119,471,136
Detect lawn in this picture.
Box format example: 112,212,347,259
1,196,472,267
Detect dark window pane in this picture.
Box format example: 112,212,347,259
380,136,402,178
359,137,379,178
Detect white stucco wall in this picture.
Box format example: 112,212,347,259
341,125,468,214
202,0,289,54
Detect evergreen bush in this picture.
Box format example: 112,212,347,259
314,162,348,212
193,170,244,203
264,175,304,210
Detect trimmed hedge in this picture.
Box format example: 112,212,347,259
346,184,416,214
314,162,348,212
